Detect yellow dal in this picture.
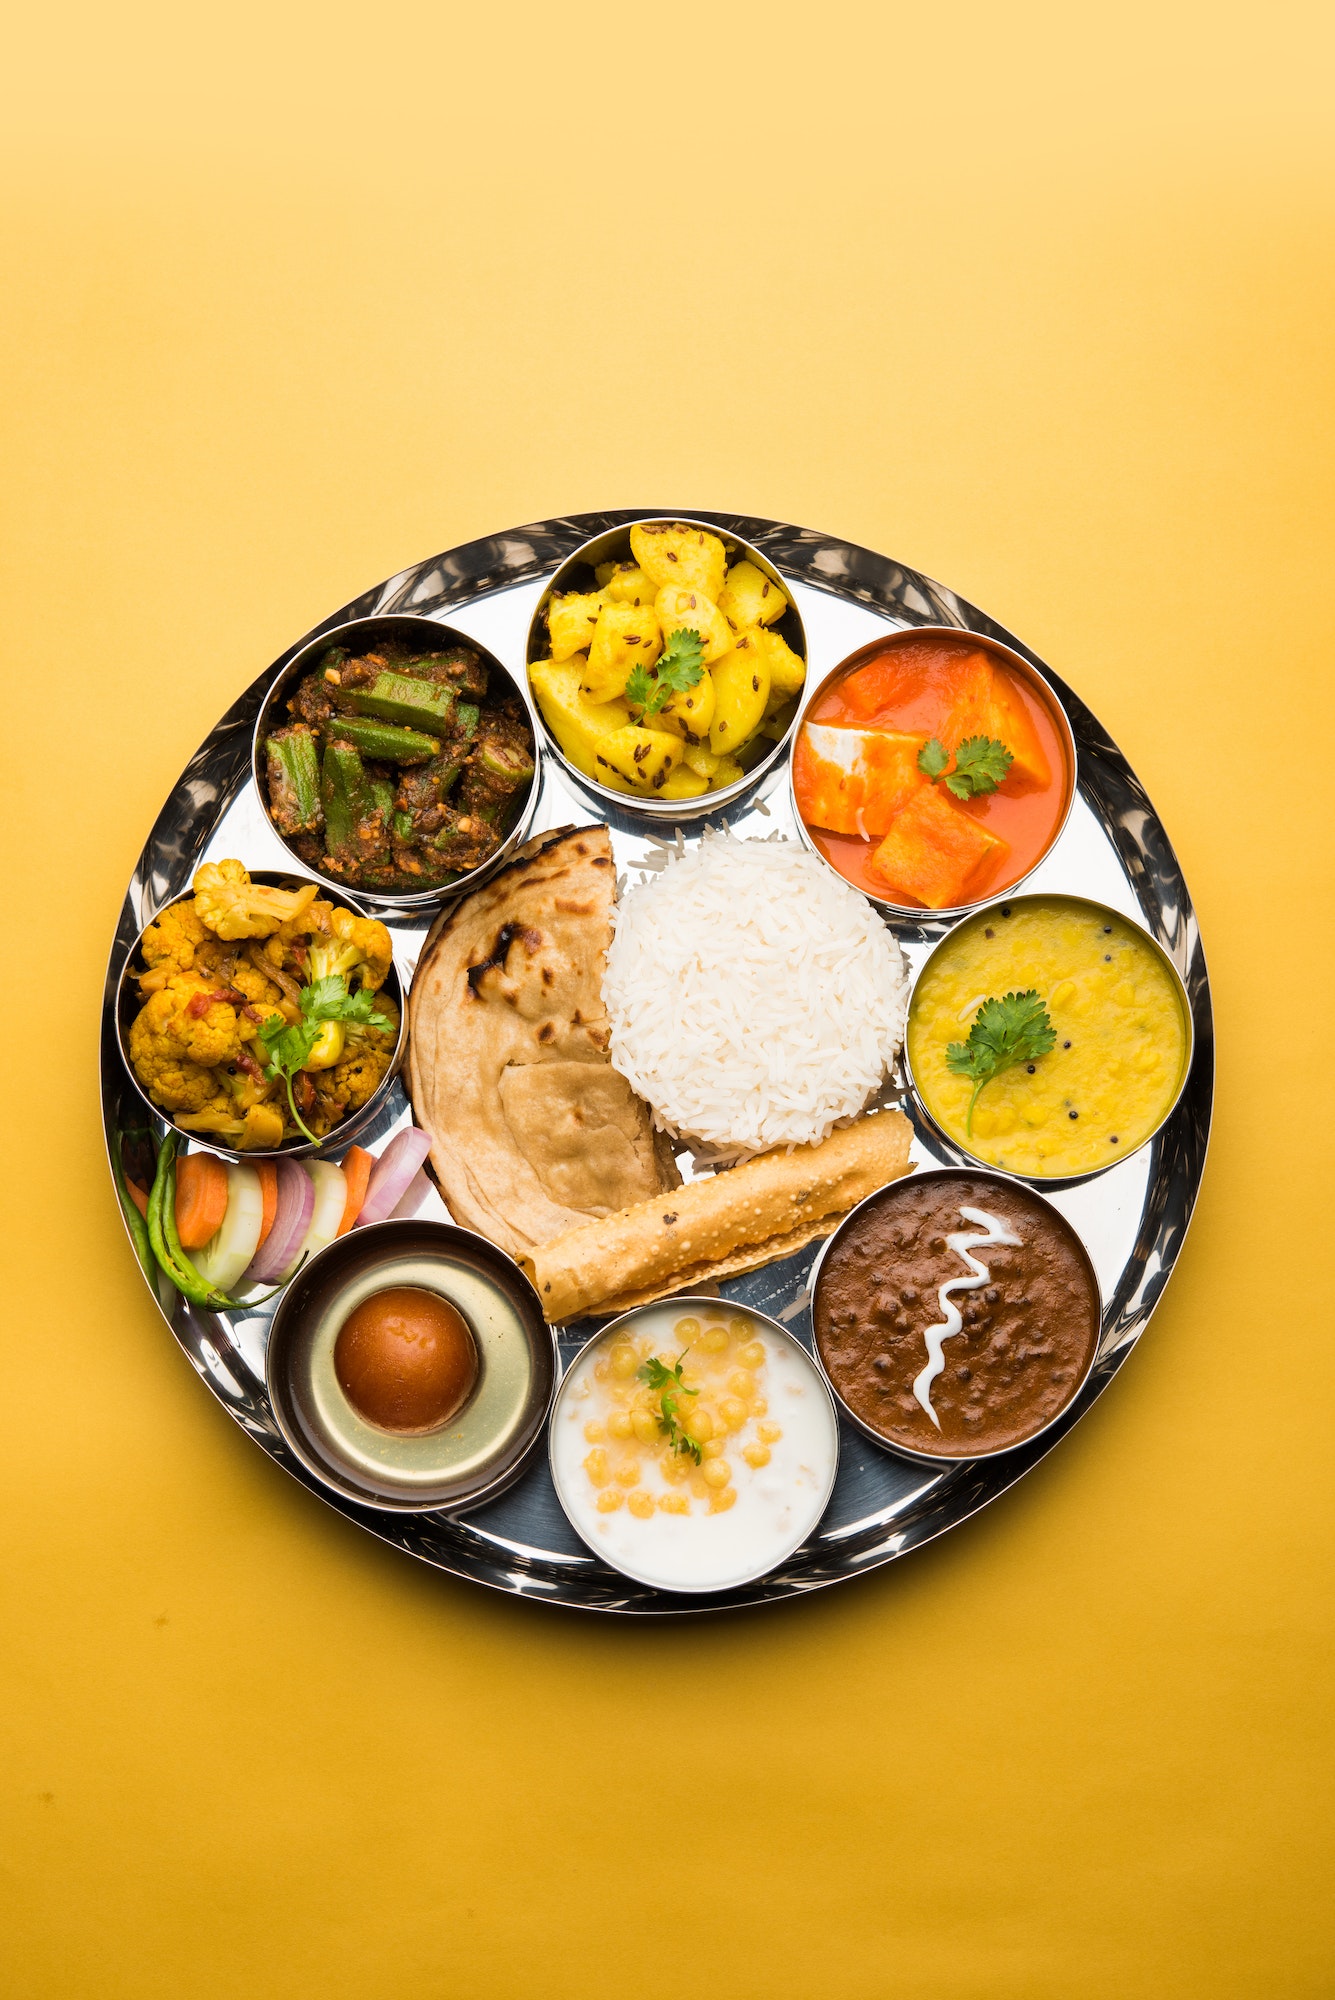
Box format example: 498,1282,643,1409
908,898,1189,1177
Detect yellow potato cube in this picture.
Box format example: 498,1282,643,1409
719,558,788,631
654,584,732,664
750,625,806,696
547,590,604,661
709,641,771,755
593,723,683,793
760,696,799,743
657,662,715,739
584,600,662,702
529,659,636,787
600,562,658,607
657,765,710,800
682,742,722,779
630,522,727,598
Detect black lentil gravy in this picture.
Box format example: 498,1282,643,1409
814,1172,1100,1456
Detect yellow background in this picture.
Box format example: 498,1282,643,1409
3,4,1332,1993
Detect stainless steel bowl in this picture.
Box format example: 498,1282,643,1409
252,612,541,914
525,516,808,820
265,1219,556,1514
903,891,1196,1186
114,866,407,1162
807,1167,1103,1466
547,1297,840,1594
789,624,1078,918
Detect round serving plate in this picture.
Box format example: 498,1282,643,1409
100,510,1213,1615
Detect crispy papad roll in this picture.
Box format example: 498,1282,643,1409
526,1110,913,1321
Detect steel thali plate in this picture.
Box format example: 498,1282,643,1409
99,510,1214,1614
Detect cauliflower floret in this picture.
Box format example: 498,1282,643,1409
177,1100,286,1149
230,959,283,1010
131,974,248,1074
139,899,209,975
127,1013,222,1112
193,859,318,940
306,907,393,993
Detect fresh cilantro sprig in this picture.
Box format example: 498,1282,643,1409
917,734,1014,799
259,975,391,1144
637,1353,702,1463
626,627,705,719
946,990,1057,1135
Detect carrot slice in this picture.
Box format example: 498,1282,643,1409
124,1177,150,1220
174,1152,230,1249
337,1146,375,1235
254,1159,279,1249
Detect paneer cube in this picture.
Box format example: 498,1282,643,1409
869,786,1008,908
547,591,605,662
987,674,1051,790
792,724,926,835
584,601,661,703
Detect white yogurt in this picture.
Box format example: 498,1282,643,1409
549,1301,840,1594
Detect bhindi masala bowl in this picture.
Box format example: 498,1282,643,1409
253,613,540,910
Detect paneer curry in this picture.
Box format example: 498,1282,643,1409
793,632,1072,909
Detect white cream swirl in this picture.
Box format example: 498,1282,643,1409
912,1205,1023,1429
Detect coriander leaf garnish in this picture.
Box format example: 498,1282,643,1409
945,735,1013,799
259,972,391,1143
916,733,1013,799
637,1352,701,1463
945,989,1057,1136
626,627,705,719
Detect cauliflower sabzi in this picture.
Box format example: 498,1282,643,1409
128,860,397,1147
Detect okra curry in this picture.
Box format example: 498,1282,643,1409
793,632,1071,909
263,636,535,891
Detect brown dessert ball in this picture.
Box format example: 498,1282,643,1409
334,1286,478,1434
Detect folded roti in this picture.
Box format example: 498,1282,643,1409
408,824,678,1261
526,1110,913,1322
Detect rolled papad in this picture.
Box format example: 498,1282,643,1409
527,1110,913,1321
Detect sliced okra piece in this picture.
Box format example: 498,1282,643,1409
338,671,455,736
321,741,373,852
264,726,323,835
330,717,440,765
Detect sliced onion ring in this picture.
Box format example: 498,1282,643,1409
355,1128,433,1228
389,1167,434,1221
243,1158,314,1284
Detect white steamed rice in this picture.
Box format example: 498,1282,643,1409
604,831,908,1153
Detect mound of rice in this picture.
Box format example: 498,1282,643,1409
604,831,908,1153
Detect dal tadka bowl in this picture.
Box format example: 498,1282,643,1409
905,892,1193,1183
790,627,1076,917
266,1219,556,1512
253,613,542,913
525,517,808,818
810,1168,1103,1463
115,866,407,1161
